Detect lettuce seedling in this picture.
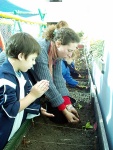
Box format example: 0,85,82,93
78,103,83,109
82,121,93,129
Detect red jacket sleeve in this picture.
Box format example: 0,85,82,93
58,96,71,111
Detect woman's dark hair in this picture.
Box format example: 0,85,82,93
42,25,80,45
5,32,41,59
42,25,56,41
54,28,80,45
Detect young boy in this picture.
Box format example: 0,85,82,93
0,32,53,150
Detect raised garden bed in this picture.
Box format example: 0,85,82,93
4,47,109,150
16,79,100,150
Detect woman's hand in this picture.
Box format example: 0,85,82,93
62,108,79,123
66,104,79,118
41,107,54,117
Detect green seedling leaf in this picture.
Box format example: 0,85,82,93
82,122,93,129
78,104,83,109
85,122,93,129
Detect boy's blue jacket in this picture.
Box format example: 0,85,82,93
0,59,40,150
61,60,78,88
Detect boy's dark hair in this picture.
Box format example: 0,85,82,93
5,32,41,59
42,26,80,45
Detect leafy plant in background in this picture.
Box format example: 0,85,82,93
89,40,104,60
85,39,104,72
77,31,84,38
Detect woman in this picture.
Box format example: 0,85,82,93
34,25,80,124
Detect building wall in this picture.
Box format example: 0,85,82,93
91,2,113,147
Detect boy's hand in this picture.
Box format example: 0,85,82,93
30,80,49,99
41,107,54,117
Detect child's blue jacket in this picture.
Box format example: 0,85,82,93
0,59,40,150
61,60,78,88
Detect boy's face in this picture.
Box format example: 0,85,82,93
18,53,37,72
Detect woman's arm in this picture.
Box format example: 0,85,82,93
34,40,68,107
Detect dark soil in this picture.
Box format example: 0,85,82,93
17,81,100,150
17,48,100,150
